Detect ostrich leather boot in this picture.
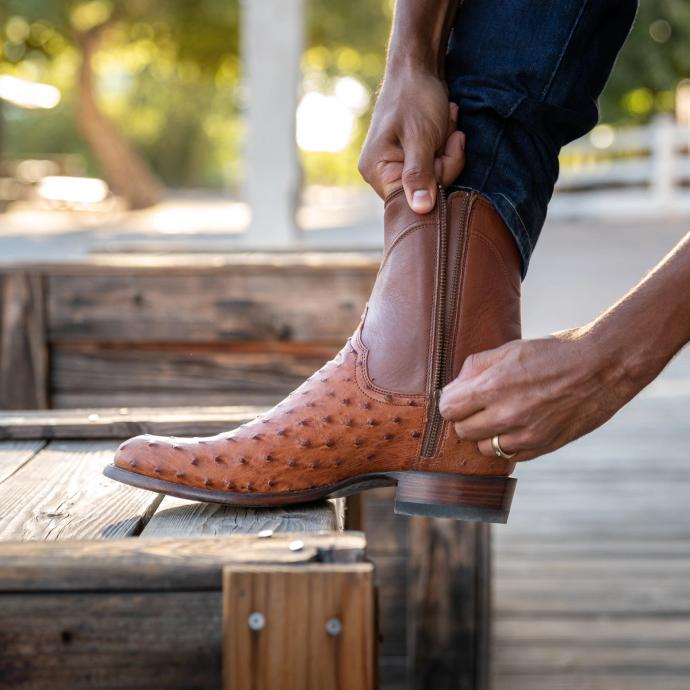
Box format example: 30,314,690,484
105,188,522,522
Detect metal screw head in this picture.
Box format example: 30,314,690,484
325,617,342,637
257,529,274,539
248,612,265,631
288,539,304,552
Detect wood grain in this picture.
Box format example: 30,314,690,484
223,563,376,690
0,440,161,540
407,518,490,690
0,272,48,409
50,342,334,408
0,440,45,483
0,590,222,690
46,267,376,343
142,495,345,537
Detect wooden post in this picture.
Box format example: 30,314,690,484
223,563,376,690
0,272,49,409
241,0,304,247
407,518,491,690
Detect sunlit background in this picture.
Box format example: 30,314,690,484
1,0,689,233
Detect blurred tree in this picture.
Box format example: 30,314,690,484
3,0,239,206
3,0,687,195
600,0,690,122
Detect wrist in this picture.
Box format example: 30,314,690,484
579,318,658,394
386,50,440,79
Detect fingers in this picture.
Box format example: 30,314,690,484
476,433,522,459
402,102,463,213
362,100,465,211
448,101,459,132
439,383,484,422
476,431,557,463
451,404,520,442
439,349,502,421
401,138,438,214
437,130,466,187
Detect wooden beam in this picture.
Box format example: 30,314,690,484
407,518,491,690
0,272,48,409
0,406,263,440
0,532,367,591
49,342,333,409
223,563,376,690
46,269,375,343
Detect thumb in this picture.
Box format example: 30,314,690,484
401,139,438,214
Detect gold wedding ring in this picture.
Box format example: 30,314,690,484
491,435,517,460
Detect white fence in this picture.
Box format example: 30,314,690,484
552,115,690,220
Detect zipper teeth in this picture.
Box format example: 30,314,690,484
420,186,448,458
440,194,471,387
420,190,471,458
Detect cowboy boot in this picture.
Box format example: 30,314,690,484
104,187,522,523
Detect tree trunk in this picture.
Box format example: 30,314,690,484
74,26,163,210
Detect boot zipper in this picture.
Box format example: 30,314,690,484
420,189,472,458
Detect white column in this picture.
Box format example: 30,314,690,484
241,0,304,247
651,114,675,213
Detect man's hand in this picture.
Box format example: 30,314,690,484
358,67,465,213
438,329,644,461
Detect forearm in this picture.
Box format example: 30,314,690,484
586,231,690,388
386,0,460,77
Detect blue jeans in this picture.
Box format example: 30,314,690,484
446,0,638,277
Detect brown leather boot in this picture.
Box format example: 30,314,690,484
104,188,522,522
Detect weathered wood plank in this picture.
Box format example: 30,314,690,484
0,406,262,440
492,675,690,690
407,518,490,690
0,272,48,409
50,343,334,408
141,495,345,537
378,658,407,690
46,267,376,343
494,617,690,673
0,440,45,483
0,533,366,591
0,440,162,540
373,556,406,657
0,590,222,690
223,563,376,690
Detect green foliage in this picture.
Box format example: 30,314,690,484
600,0,690,122
1,0,688,189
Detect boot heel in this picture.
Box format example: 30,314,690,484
394,471,517,524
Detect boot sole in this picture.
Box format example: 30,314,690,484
103,465,516,524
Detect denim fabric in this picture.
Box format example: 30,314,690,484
445,0,638,277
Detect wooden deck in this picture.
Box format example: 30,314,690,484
491,393,690,690
0,412,491,690
490,217,690,690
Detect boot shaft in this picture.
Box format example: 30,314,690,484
361,188,522,469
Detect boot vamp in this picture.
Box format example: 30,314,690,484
113,335,427,494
